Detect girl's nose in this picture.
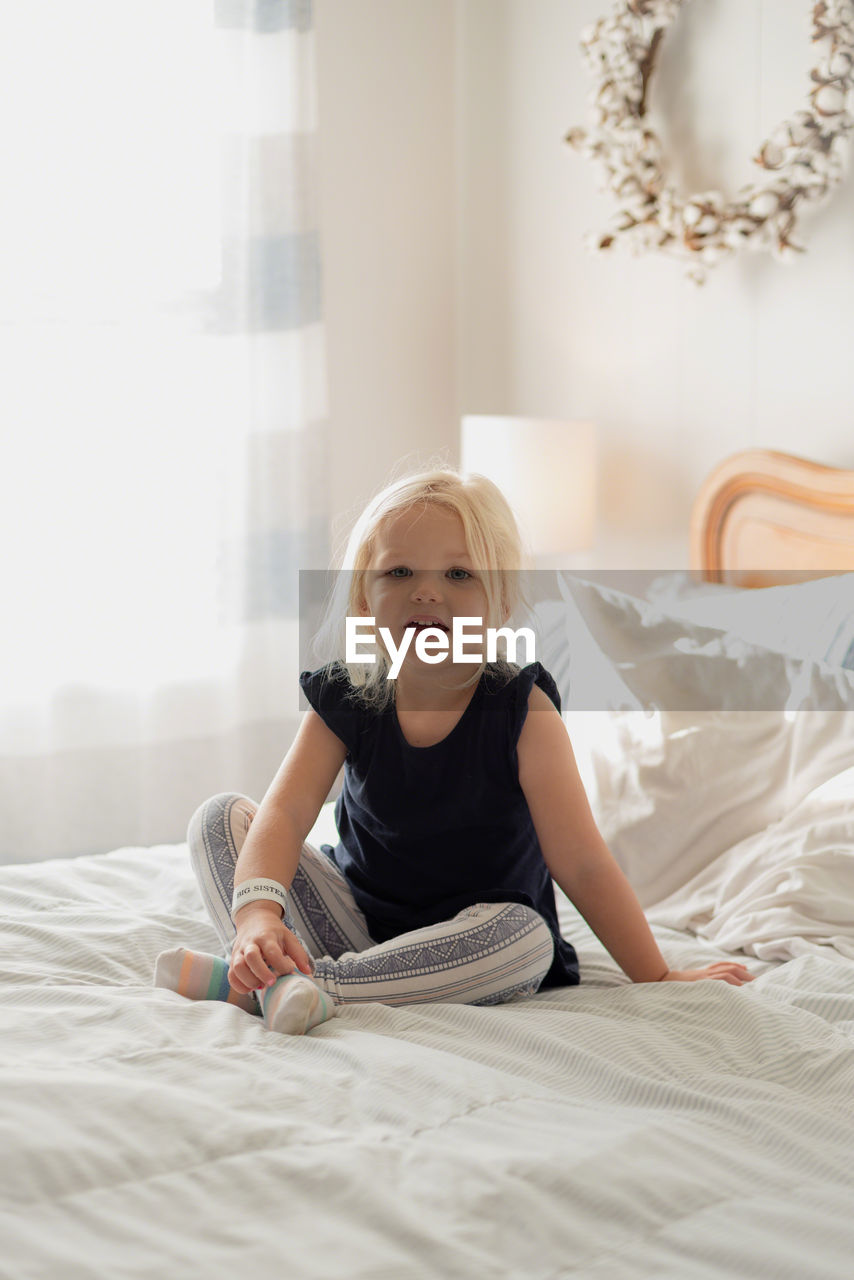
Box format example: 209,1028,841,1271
410,570,444,600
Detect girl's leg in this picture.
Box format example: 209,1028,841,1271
156,791,375,1030
309,901,555,1009
190,794,556,1006
160,793,553,1027
184,791,375,959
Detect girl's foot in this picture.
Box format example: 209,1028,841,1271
154,947,258,1015
257,972,338,1035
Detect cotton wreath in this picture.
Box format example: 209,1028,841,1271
566,0,854,283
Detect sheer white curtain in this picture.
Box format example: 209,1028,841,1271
0,0,329,862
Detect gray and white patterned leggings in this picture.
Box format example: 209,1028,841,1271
187,793,555,1008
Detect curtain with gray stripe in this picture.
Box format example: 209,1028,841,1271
0,0,329,861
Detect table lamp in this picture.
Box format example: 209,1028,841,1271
460,416,597,569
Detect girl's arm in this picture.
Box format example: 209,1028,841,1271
227,708,347,993
517,686,753,986
232,706,346,895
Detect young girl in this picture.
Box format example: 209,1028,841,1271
155,468,753,1034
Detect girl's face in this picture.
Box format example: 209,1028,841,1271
358,505,489,672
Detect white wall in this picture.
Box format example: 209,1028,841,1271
314,0,458,560
317,0,854,570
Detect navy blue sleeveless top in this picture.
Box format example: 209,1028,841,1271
298,660,579,989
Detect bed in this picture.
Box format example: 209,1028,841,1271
3,450,854,1279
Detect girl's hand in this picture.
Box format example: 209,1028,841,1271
659,962,755,986
229,905,315,995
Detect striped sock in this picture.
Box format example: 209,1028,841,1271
154,947,258,1015
258,972,338,1035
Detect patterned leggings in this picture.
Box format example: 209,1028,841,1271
187,793,555,1008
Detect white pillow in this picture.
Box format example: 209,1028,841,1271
542,576,854,909
558,574,854,712
643,570,854,669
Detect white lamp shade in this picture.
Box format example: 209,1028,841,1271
461,416,596,557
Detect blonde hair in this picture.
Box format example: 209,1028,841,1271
309,465,535,711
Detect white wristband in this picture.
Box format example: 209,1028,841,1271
231,878,289,922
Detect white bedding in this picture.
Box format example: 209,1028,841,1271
647,763,854,962
5,571,854,1277
3,835,854,1279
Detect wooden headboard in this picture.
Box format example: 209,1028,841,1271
690,450,854,587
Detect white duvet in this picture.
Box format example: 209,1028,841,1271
6,566,854,1278
2,838,854,1279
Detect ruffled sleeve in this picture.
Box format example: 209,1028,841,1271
510,661,561,752
298,662,364,762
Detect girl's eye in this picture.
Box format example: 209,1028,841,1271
385,566,473,581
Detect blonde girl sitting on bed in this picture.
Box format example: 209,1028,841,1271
155,467,753,1034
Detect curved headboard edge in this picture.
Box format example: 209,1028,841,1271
690,449,854,585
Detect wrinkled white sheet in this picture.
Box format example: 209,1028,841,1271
647,764,854,962
2,843,854,1278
